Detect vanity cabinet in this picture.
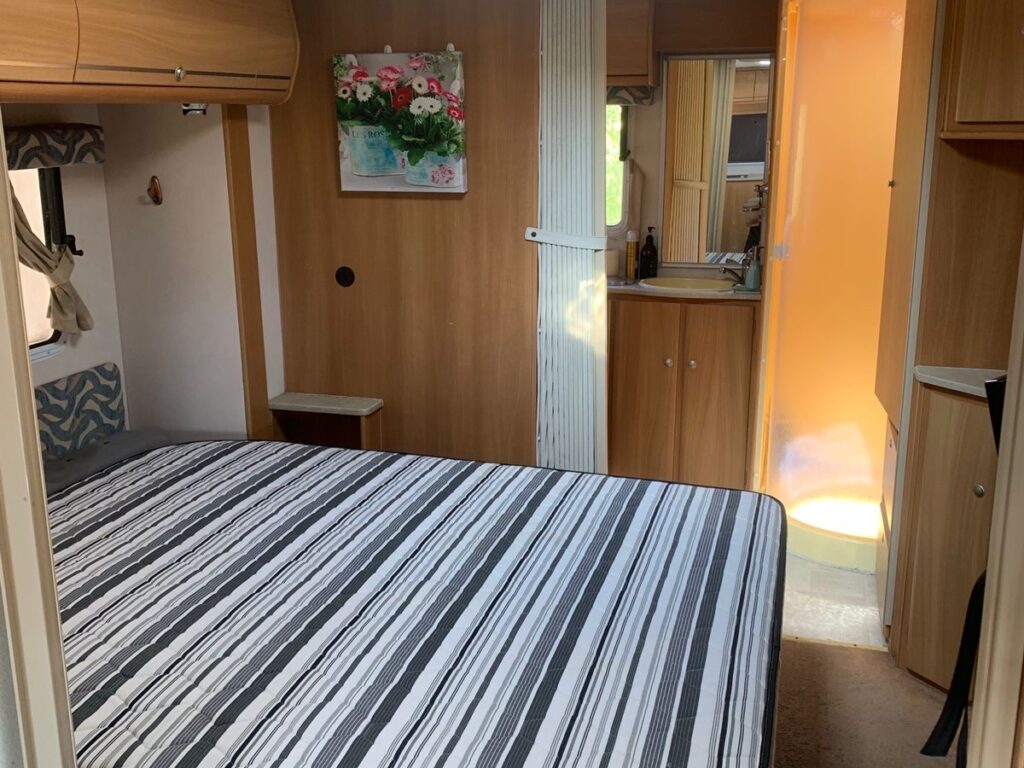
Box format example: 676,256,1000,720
892,384,997,689
942,0,1024,138
0,0,79,83
609,296,756,489
607,0,657,86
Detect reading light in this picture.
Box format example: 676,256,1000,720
181,103,209,117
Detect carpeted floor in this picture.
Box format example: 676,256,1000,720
775,639,956,767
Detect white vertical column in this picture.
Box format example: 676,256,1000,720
536,0,608,473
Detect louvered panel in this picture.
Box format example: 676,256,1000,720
535,0,607,473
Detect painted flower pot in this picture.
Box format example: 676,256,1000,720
344,123,404,176
405,152,464,188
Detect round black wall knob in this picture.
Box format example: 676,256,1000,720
335,267,356,287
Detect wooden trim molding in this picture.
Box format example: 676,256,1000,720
973,230,1024,768
0,108,76,767
222,105,274,441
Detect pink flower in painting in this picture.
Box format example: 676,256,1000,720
408,57,425,70
350,67,370,81
378,78,398,92
431,165,457,186
447,105,465,121
426,77,443,95
339,76,354,88
443,91,461,106
377,65,404,80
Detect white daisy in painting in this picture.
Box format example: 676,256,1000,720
411,75,429,95
410,96,442,116
356,83,374,102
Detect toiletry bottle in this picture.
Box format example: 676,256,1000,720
625,230,640,281
638,227,658,279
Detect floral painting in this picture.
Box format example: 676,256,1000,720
334,50,467,194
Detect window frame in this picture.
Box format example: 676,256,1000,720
605,104,632,238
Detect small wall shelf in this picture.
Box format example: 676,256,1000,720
269,392,384,451
914,366,1006,399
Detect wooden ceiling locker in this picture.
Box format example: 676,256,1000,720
0,0,79,83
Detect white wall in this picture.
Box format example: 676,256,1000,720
247,106,285,399
0,589,23,767
2,104,125,389
100,104,247,438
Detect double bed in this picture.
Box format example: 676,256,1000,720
50,440,785,767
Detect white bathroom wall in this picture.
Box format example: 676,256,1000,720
100,104,247,438
247,105,285,400
2,104,125,389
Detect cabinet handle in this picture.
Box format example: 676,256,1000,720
973,484,987,499
664,358,674,368
174,66,187,82
687,360,698,369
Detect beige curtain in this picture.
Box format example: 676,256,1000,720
9,184,93,334
706,60,737,252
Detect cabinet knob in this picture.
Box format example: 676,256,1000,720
174,66,187,82
687,360,698,369
973,484,987,499
664,358,674,368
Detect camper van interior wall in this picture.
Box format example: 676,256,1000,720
334,50,467,194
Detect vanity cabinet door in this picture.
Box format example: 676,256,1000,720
0,0,79,83
895,385,996,688
609,299,682,482
677,303,755,488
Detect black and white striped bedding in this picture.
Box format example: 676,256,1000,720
50,441,786,767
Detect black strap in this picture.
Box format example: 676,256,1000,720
921,572,987,760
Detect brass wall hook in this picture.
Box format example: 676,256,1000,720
147,176,163,205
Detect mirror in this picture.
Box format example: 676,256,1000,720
607,56,773,271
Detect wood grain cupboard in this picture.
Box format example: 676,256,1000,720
608,0,657,86
0,0,298,104
609,296,756,489
874,0,940,425
0,0,79,83
892,385,997,689
942,0,1024,138
732,68,771,115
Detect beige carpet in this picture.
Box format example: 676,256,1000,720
775,639,956,767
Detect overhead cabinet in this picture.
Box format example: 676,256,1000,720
607,0,657,86
0,0,298,103
0,0,79,83
942,0,1024,137
609,296,756,489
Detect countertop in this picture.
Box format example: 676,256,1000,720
914,366,1006,399
608,282,761,302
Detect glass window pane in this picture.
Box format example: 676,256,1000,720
606,105,625,228
9,169,55,346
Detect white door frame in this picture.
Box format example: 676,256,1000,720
0,105,77,766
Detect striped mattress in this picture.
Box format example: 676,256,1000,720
50,441,786,767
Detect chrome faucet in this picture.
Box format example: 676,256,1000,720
719,266,746,284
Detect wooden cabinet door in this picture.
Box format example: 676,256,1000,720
254,0,299,90
0,0,78,83
607,0,655,85
954,0,1024,125
608,299,682,482
899,386,996,688
677,303,755,488
76,0,263,89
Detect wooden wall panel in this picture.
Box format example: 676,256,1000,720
655,0,778,55
270,0,539,465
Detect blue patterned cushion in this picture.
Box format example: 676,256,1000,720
35,363,125,461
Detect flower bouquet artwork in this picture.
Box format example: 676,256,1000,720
334,50,467,194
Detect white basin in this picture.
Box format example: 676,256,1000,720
638,277,736,294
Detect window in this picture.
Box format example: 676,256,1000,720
606,104,629,232
9,168,66,348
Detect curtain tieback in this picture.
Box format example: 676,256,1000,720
45,248,75,288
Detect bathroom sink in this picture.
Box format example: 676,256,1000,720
638,277,736,294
